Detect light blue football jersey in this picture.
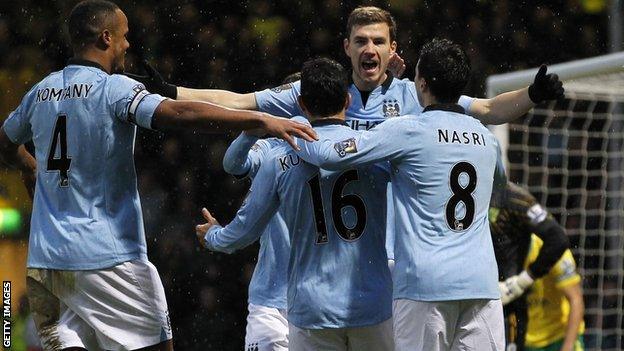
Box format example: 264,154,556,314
296,105,502,301
2,59,165,270
221,133,289,309
206,120,392,329
255,74,475,261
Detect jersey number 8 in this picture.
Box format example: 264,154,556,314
445,162,477,231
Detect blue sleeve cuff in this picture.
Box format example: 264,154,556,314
204,224,224,250
458,95,475,114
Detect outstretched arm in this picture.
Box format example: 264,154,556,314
177,88,258,110
295,117,407,170
468,65,564,125
153,100,316,150
195,159,280,253
124,60,259,109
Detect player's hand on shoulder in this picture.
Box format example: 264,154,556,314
124,60,177,99
195,208,220,248
498,270,535,305
258,114,318,151
528,64,564,104
388,52,406,78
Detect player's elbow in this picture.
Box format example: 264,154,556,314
222,157,247,177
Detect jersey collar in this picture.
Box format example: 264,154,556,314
67,58,108,73
422,103,465,114
310,118,348,127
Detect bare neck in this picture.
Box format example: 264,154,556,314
351,71,387,92
74,48,113,74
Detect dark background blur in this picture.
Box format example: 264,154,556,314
0,0,613,349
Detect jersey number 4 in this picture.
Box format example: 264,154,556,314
46,114,72,187
445,162,477,231
307,169,367,244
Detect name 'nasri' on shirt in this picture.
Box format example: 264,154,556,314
35,84,93,103
437,128,487,146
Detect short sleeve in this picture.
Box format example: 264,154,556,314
254,81,303,117
2,88,36,144
551,249,581,288
108,74,166,130
458,95,475,112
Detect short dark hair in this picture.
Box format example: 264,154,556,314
282,72,301,84
417,38,470,103
68,0,119,52
346,6,397,42
300,58,348,118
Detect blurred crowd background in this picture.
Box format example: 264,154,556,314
0,0,614,349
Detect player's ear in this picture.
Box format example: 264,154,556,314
343,38,350,57
99,29,113,49
344,93,351,110
390,40,397,54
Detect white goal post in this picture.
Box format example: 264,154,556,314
486,52,624,351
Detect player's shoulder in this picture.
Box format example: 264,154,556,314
266,140,312,177
108,73,144,89
266,80,301,94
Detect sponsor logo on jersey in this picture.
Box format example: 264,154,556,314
382,99,400,117
270,83,293,93
333,138,357,157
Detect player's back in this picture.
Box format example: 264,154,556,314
389,106,500,301
270,120,392,329
9,61,155,270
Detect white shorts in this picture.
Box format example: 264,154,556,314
393,299,504,351
245,303,289,351
27,259,172,351
289,318,393,351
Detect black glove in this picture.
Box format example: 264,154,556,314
528,64,564,104
124,60,177,99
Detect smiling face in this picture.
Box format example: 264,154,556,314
344,22,397,91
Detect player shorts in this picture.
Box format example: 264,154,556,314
393,298,504,351
26,259,172,351
245,303,289,351
289,317,393,351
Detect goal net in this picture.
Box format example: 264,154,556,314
487,52,624,351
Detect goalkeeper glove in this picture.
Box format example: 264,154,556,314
124,60,178,99
499,270,534,305
528,64,564,104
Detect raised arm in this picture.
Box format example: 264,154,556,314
195,159,280,253
468,65,564,125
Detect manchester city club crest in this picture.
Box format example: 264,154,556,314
270,83,293,93
382,99,400,117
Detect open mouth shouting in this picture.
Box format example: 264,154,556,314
361,59,379,77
